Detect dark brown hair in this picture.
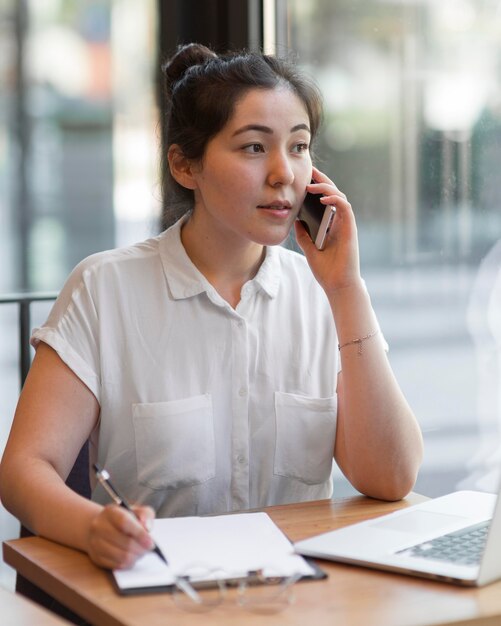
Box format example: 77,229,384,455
160,43,323,228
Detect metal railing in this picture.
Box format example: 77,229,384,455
0,292,58,386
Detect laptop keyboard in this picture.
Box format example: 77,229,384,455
396,521,490,566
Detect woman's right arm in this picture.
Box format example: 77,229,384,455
0,342,154,569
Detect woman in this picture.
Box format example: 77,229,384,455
0,44,423,570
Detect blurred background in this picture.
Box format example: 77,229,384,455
1,0,500,590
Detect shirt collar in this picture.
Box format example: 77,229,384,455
159,215,281,301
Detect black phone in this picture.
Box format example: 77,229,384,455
298,192,336,250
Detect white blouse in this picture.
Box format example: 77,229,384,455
32,216,339,517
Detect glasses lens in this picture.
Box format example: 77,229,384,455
172,565,226,613
237,570,299,614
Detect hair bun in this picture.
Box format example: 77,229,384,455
163,43,217,96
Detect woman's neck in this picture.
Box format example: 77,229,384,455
180,215,266,308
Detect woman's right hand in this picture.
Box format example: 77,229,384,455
87,504,156,569
295,166,362,298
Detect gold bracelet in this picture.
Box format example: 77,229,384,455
338,329,380,356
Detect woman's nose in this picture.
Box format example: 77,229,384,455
267,152,294,187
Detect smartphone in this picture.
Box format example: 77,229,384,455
298,192,336,250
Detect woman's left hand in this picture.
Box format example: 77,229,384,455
294,166,362,296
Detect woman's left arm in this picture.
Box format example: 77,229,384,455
295,168,423,501
330,283,423,501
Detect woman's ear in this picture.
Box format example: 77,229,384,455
167,144,198,190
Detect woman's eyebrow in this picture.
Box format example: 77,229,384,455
232,123,311,137
291,123,311,134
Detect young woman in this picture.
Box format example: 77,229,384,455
0,44,423,570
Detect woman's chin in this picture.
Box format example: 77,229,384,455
252,225,294,247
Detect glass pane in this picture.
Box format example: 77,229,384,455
285,0,501,497
0,0,159,293
0,0,17,294
0,0,158,589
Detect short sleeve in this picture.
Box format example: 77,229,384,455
31,258,102,402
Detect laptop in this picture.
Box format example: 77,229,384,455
294,490,501,586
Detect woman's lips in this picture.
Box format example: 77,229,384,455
257,202,292,218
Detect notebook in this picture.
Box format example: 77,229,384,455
113,511,326,595
294,490,501,586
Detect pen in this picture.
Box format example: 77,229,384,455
93,463,201,603
93,463,168,565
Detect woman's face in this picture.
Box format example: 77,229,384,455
188,86,313,247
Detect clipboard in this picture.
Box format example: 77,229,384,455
112,558,326,596
111,511,327,595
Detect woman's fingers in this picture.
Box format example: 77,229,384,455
132,505,155,532
87,505,155,569
308,167,347,201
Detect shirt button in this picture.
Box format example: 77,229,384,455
239,387,247,397
237,455,246,464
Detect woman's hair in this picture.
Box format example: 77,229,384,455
160,43,323,229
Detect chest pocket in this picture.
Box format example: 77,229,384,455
132,394,215,490
274,391,337,485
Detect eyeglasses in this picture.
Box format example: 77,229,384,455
171,562,303,614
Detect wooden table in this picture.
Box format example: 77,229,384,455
4,494,501,626
1,585,70,625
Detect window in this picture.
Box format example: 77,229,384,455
0,0,159,589
0,0,159,294
283,0,501,496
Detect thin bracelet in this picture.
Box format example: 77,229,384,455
338,329,380,356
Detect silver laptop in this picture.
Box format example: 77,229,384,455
294,490,501,586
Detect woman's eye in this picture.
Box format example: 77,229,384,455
293,142,309,154
243,143,265,153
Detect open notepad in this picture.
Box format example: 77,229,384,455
112,512,325,594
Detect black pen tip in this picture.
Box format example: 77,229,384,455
154,546,169,565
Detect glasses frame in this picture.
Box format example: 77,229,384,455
171,563,303,613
